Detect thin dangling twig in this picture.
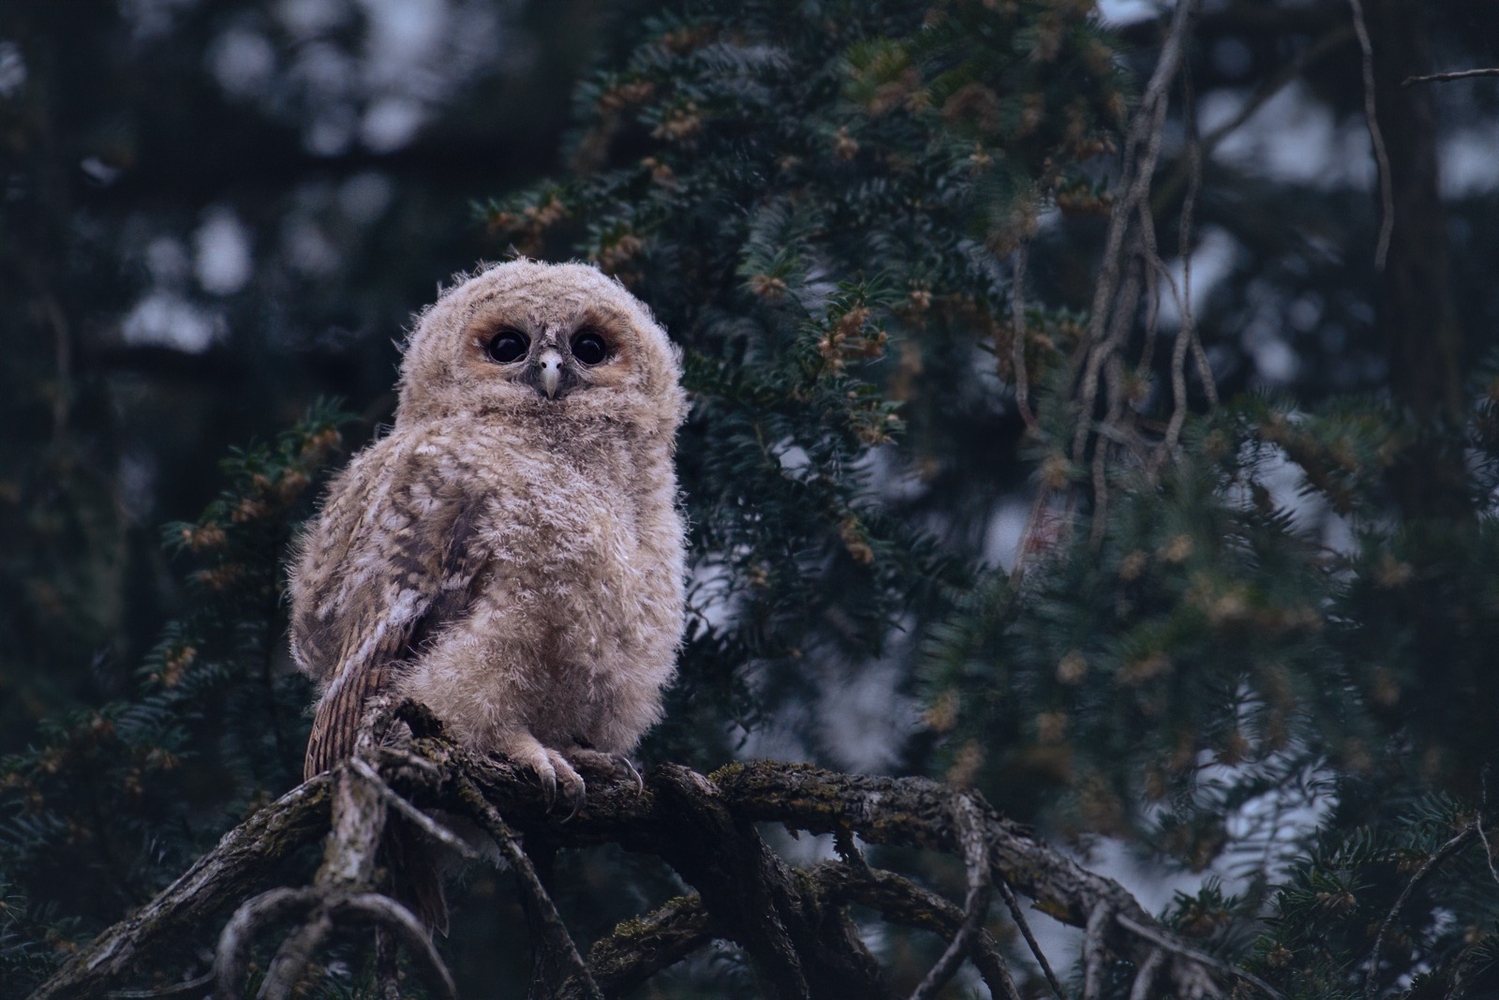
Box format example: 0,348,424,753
1348,0,1395,270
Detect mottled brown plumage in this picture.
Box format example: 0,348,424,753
290,259,687,815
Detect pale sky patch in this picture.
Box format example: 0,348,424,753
194,206,254,295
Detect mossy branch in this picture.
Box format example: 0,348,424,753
32,702,1271,1000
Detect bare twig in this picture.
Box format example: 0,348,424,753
1348,0,1395,270
1088,246,1147,545
219,768,383,999
1083,901,1116,1000
1129,948,1166,1000
1009,483,1058,588
1070,0,1202,540
1136,242,1162,383
316,765,388,888
349,756,478,859
1011,243,1037,430
1480,772,1499,889
1165,52,1205,454
1090,428,1111,547
1121,917,1283,1000
1116,913,1281,1000
105,971,216,999
214,887,320,1000
909,793,994,1000
997,877,1068,1000
216,886,455,1000
260,906,334,1000
455,774,604,1000
1153,25,1355,214
1403,67,1499,86
330,893,457,1000
814,863,1022,1000
217,761,456,1000
1363,824,1478,996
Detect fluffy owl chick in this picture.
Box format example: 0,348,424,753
289,259,687,812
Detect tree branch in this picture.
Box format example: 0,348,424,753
1363,824,1478,996
1403,67,1499,86
33,707,1265,1000
30,776,333,1000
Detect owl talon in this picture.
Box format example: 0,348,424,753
558,787,585,823
564,747,644,795
535,766,558,810
543,748,587,821
614,755,644,795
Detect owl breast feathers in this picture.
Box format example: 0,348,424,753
289,259,687,806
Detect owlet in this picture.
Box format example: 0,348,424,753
289,260,687,811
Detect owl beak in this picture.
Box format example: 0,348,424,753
537,349,564,399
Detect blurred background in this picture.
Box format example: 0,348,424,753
7,0,1499,996
16,0,1499,763
2,0,613,729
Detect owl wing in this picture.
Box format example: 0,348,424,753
295,444,490,780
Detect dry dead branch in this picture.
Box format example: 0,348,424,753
1402,67,1499,85
1011,0,1215,569
1348,0,1396,270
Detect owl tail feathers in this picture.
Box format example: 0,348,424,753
388,819,450,937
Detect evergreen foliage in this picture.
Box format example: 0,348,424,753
486,0,1126,772
6,0,1499,997
1,407,344,989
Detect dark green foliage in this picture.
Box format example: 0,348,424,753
0,407,346,990
920,379,1499,995
487,0,1125,769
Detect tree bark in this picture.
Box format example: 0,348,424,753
1367,0,1468,520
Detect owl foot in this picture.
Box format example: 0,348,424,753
565,747,645,795
503,740,587,821
540,749,588,822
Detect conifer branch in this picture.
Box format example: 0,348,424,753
32,701,1258,1000
1363,824,1478,997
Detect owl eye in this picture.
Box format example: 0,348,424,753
571,329,609,366
487,329,530,364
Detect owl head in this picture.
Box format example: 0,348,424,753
393,260,686,438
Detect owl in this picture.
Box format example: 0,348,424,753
289,259,687,817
